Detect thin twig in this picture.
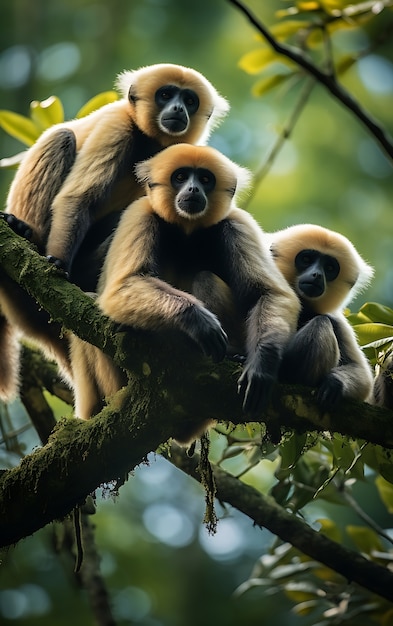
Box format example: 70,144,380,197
243,77,315,209
228,0,393,161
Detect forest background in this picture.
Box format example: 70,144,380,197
0,1,393,625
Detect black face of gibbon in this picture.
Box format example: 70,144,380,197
171,167,216,215
154,86,200,134
295,249,340,298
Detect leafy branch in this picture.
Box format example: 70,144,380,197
228,0,393,161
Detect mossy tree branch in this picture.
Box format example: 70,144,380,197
1,222,393,552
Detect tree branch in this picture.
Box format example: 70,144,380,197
1,221,393,546
165,443,393,603
227,0,393,161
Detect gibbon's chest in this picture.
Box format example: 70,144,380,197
155,219,223,289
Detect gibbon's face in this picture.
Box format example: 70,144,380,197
269,224,373,314
170,165,216,218
155,85,200,135
135,143,250,231
295,249,340,299
118,64,229,145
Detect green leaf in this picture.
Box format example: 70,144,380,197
352,323,393,347
238,47,280,75
279,432,307,472
30,96,64,130
316,517,342,542
0,151,26,169
0,110,41,146
270,20,311,40
346,525,384,554
376,475,393,511
359,302,393,325
76,91,118,118
252,73,294,96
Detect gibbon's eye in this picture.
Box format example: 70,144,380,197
181,89,200,114
197,168,216,192
323,255,340,282
171,167,192,189
155,85,179,107
295,249,318,271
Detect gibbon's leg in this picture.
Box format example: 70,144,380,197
191,271,245,356
70,336,126,419
70,212,121,291
279,315,340,388
0,313,21,400
5,128,76,251
0,272,72,390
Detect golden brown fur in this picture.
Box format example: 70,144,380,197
71,144,300,434
268,224,374,405
6,63,229,266
0,64,228,401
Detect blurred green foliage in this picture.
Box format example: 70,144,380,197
1,1,393,625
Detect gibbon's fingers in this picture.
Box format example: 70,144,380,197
0,212,33,241
46,255,69,276
178,305,228,363
237,365,275,418
316,375,345,412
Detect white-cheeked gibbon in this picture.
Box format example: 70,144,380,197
0,64,228,402
268,224,374,409
70,143,300,441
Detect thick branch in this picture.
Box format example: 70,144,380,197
166,444,393,603
228,0,393,161
1,222,393,546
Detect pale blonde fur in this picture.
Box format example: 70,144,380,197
71,145,300,426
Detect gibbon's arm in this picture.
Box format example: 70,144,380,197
213,208,301,415
323,313,373,405
98,199,228,362
46,102,138,268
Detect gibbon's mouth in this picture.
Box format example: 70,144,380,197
299,282,324,298
161,117,188,133
177,196,207,216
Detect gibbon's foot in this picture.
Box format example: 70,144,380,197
46,255,69,278
0,212,33,240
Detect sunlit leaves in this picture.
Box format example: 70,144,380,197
0,111,40,147
347,302,393,363
0,90,119,170
30,96,64,130
238,0,390,98
376,475,393,512
76,90,118,118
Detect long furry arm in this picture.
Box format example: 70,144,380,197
98,200,227,362
46,102,135,268
214,209,300,417
322,313,373,404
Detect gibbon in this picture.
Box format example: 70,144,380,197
0,63,228,401
3,62,229,274
70,143,300,440
267,224,374,409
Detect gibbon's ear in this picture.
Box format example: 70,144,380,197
115,63,230,143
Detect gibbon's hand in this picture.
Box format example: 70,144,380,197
316,374,344,412
46,255,69,278
0,211,33,241
180,305,228,363
237,356,276,418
